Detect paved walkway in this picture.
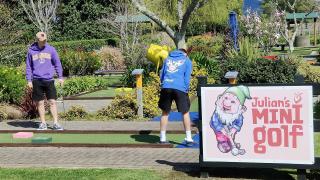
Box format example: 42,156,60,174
0,120,199,170
0,147,198,169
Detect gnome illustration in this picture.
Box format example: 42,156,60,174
209,85,251,156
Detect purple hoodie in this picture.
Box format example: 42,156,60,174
26,42,63,82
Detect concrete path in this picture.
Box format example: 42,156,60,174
57,99,113,113
0,147,198,169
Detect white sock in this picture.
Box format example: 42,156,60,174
186,131,193,142
160,131,166,142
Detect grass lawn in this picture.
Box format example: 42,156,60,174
0,133,185,145
0,168,164,180
270,46,320,56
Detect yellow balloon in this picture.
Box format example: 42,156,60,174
146,44,171,67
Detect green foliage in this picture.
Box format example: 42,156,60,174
0,3,19,46
0,66,26,104
315,101,320,119
60,105,88,120
221,56,300,83
144,0,243,30
142,73,161,118
0,39,113,67
298,62,320,83
98,73,160,119
52,0,112,41
189,61,215,97
121,63,157,87
188,33,224,57
97,93,138,120
60,51,102,76
262,0,316,15
0,104,8,120
57,76,111,97
189,52,221,81
227,37,262,63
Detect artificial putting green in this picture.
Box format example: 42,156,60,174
0,133,185,145
79,88,117,97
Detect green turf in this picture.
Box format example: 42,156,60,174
0,168,162,180
79,88,117,97
79,87,134,98
1,133,185,145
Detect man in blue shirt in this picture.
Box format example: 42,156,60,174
158,47,193,146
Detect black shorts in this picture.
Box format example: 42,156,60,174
158,88,190,113
32,79,57,101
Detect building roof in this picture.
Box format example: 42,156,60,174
115,14,152,23
286,12,319,20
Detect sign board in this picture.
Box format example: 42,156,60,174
201,85,314,165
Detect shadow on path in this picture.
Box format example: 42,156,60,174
130,134,181,145
7,120,39,129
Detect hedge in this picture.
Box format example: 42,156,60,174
0,38,118,67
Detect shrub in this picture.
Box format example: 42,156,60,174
60,105,88,120
189,52,222,81
0,103,24,120
188,33,224,57
57,76,111,97
0,39,113,67
227,37,262,63
60,50,102,76
189,61,215,97
97,93,138,119
142,72,161,118
98,46,125,71
19,88,38,119
220,55,299,83
0,104,8,120
0,66,26,104
298,61,320,83
121,63,156,87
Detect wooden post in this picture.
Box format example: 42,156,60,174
132,69,144,118
136,74,142,88
229,78,237,84
225,71,238,85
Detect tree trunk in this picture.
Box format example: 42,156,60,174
288,40,295,53
174,32,186,49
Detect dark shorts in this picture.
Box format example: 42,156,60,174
158,88,190,113
32,79,57,101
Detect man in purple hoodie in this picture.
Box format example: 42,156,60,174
26,32,64,130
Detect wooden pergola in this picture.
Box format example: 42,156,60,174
286,12,320,45
114,14,154,33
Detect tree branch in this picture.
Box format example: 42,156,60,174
132,0,175,39
178,0,183,29
180,0,207,33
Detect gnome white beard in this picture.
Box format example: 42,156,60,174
215,105,242,127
